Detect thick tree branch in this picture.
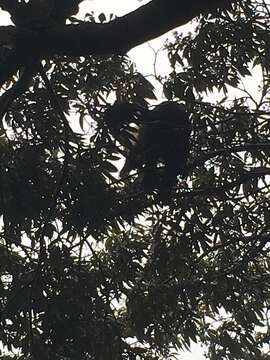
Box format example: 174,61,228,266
35,0,233,56
0,0,233,86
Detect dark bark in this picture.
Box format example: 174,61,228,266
0,0,233,85
33,0,233,56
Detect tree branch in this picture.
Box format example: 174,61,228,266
32,0,234,55
0,0,233,86
191,143,270,169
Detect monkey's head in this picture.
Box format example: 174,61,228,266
152,101,191,132
103,102,138,132
103,101,148,150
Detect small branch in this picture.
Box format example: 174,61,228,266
164,232,270,285
214,233,270,278
180,168,270,199
0,0,234,86
190,143,270,169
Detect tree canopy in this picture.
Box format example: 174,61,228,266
0,0,270,359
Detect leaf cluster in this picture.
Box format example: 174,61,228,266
1,1,270,360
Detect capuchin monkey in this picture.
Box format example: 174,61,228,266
104,101,191,192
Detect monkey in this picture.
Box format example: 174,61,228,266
122,101,191,190
104,101,191,192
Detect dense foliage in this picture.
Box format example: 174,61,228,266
1,1,270,359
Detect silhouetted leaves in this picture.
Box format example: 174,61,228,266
1,1,270,360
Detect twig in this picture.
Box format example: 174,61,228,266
190,143,270,169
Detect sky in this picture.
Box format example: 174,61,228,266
0,1,205,359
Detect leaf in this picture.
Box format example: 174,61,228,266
102,161,118,173
98,13,106,23
43,223,56,239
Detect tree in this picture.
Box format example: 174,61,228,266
0,0,270,359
